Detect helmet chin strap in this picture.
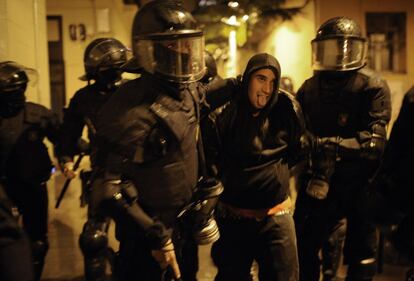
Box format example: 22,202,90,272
94,69,122,92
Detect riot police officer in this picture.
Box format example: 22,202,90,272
58,37,129,281
92,1,231,280
59,37,129,176
0,61,61,281
293,17,392,281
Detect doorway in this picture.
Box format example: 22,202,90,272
47,16,66,121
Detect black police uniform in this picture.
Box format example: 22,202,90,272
59,83,117,281
293,17,392,281
294,68,391,281
58,37,128,281
204,53,303,281
0,184,33,281
60,84,115,165
91,1,237,280
93,72,202,281
92,68,233,281
0,102,60,280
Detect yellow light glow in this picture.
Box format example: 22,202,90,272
226,30,237,77
221,15,240,27
273,24,301,78
228,1,239,8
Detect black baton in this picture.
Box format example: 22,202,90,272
55,153,84,209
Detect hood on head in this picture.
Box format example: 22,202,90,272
240,53,281,114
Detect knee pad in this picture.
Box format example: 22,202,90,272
79,221,109,281
347,258,377,281
79,221,108,257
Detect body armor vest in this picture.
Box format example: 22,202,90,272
98,77,200,213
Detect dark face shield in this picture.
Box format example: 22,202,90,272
312,37,367,71
0,87,27,117
134,35,205,83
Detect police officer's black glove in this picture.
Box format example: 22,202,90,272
151,238,181,280
145,221,172,249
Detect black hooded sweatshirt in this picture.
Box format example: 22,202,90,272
204,53,304,209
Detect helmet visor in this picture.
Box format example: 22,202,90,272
135,35,205,83
312,38,367,71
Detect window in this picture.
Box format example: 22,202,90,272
365,12,406,73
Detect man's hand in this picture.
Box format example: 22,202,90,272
62,161,77,179
151,239,181,279
306,177,329,200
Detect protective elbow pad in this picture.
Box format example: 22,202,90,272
79,220,108,257
361,123,386,160
99,180,170,248
99,180,138,221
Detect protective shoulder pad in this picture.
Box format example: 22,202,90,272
24,102,53,125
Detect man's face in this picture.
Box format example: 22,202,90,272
247,68,276,110
161,39,192,54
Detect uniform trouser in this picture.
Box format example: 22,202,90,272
5,180,49,281
82,174,117,281
114,220,198,281
0,186,34,281
321,218,347,280
211,211,299,281
79,215,112,281
294,176,378,281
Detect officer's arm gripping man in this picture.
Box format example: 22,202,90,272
354,77,391,160
296,76,391,161
200,76,240,117
95,150,171,249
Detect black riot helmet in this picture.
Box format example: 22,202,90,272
0,61,37,117
312,17,367,72
131,0,206,83
80,38,129,82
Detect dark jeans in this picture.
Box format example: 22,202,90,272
294,174,378,281
211,210,299,281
